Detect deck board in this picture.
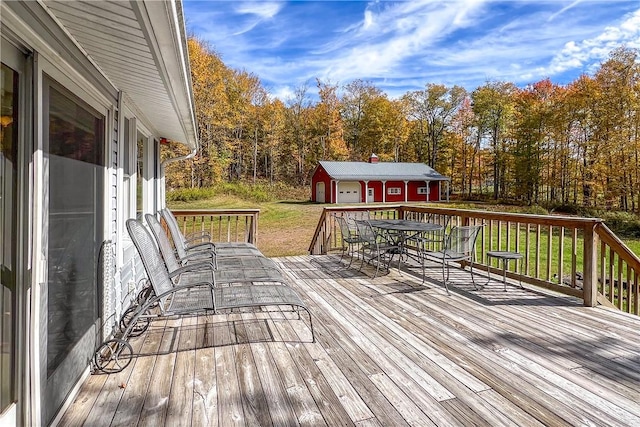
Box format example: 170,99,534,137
62,254,640,426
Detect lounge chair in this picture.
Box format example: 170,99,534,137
161,208,259,254
145,213,286,284
93,219,314,374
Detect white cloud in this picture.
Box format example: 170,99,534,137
548,0,583,22
184,0,640,99
547,8,640,75
234,2,282,19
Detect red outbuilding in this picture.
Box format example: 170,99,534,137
311,154,450,204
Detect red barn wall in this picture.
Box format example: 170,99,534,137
311,166,331,203
406,181,442,201
385,180,405,202
367,181,383,202
429,181,440,201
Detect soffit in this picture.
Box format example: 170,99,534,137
43,0,197,149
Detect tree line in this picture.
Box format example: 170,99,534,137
164,38,640,211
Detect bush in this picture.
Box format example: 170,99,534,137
600,211,640,238
167,181,310,204
166,187,214,202
519,205,549,215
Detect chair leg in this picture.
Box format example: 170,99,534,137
470,260,476,287
442,260,450,295
502,258,508,292
420,247,426,284
373,253,381,278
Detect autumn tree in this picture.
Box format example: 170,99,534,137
472,81,517,199
403,84,466,168
341,80,384,160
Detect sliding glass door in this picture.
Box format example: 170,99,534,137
0,46,20,419
43,76,105,424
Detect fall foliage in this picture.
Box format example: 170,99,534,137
164,39,640,211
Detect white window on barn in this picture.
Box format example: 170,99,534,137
387,187,401,195
418,187,428,195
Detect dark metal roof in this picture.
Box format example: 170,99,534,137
319,161,449,181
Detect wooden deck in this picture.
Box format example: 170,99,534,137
60,254,640,426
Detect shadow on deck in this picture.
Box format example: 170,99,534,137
60,254,640,426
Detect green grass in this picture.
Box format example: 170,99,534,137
167,185,640,263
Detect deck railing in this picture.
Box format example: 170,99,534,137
309,205,640,314
170,209,259,245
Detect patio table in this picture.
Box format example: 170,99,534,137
366,219,444,266
482,250,524,291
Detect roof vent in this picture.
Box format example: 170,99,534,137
368,153,379,163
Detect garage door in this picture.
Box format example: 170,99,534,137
337,181,361,203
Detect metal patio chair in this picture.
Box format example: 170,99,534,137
407,215,451,282
93,219,314,374
354,219,402,278
423,225,484,295
334,214,366,267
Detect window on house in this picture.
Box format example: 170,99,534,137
418,187,428,195
122,118,134,221
387,187,401,195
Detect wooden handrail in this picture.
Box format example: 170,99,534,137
306,204,640,314
594,222,640,314
595,223,640,272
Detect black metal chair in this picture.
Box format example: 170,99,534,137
423,225,483,295
355,219,402,278
334,214,367,267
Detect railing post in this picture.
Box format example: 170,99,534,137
583,222,598,307
251,212,258,246
322,211,331,254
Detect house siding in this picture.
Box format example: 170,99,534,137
368,181,382,202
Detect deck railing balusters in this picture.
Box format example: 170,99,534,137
171,209,260,245
308,205,640,314
547,225,553,281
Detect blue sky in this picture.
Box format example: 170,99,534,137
183,0,640,100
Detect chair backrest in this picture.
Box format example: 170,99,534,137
160,208,190,259
446,225,483,258
335,215,354,240
145,213,182,272
345,210,370,226
354,220,377,244
438,215,452,233
126,219,175,306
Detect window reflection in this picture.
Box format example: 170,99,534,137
46,80,104,375
0,62,18,412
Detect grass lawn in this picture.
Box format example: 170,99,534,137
168,194,326,257
168,195,640,259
